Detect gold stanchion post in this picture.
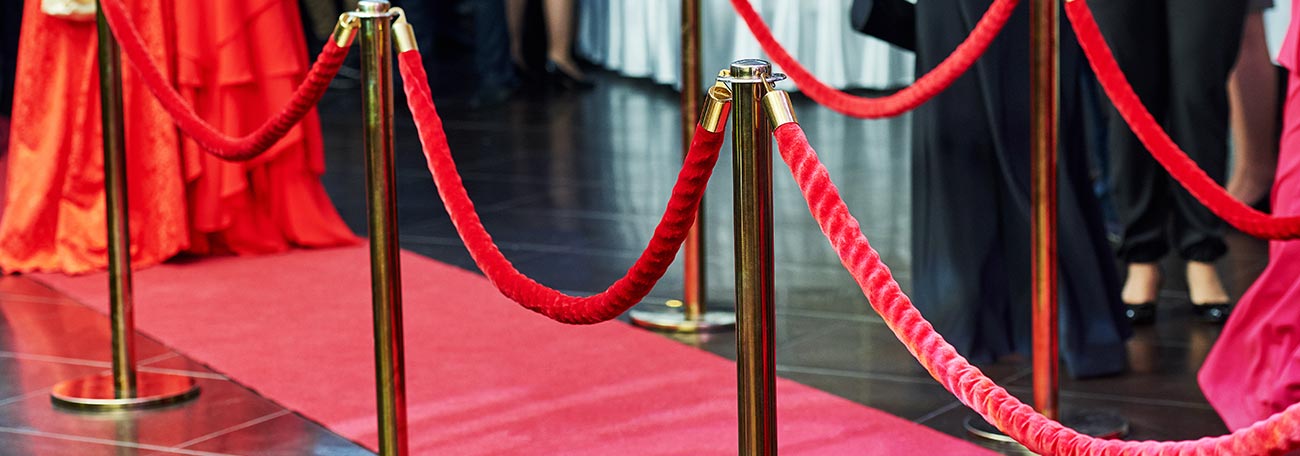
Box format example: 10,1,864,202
356,2,409,455
1030,0,1061,422
1028,0,1128,439
49,0,200,411
629,0,736,333
681,0,704,320
730,59,779,456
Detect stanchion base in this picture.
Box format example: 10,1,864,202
629,300,736,333
964,416,1036,455
964,410,1128,454
1064,409,1129,438
51,373,200,411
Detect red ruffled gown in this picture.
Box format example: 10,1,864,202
0,0,355,274
1198,5,1300,431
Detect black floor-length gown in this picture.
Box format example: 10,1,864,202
853,0,1130,377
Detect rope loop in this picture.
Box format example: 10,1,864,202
397,49,726,324
98,0,351,161
728,0,1018,118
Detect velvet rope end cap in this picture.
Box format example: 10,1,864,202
392,7,418,52
700,73,733,133
332,13,359,47
762,90,797,128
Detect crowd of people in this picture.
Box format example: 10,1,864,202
0,0,1297,440
853,0,1295,433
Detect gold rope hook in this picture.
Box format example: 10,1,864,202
333,13,360,47
391,7,418,53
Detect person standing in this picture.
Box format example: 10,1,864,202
1200,1,1300,429
852,0,1131,377
1226,0,1283,212
0,0,355,274
1089,0,1249,325
506,0,592,89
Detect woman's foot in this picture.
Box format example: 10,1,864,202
545,55,593,90
511,45,528,72
1186,261,1231,324
1121,263,1161,325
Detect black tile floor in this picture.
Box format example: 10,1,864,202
0,65,1265,454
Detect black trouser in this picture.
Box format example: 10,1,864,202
0,0,20,116
1089,0,1247,263
470,0,517,91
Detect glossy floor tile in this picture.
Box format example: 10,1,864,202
0,279,371,455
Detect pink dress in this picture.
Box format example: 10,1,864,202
1198,6,1300,430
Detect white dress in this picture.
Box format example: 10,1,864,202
577,0,915,91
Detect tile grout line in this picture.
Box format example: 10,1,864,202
135,366,228,380
138,352,180,365
0,352,113,368
0,427,237,456
0,292,80,305
0,387,54,408
912,401,965,425
1057,389,1216,410
775,308,884,324
172,409,293,450
401,234,647,258
776,364,943,386
0,351,226,381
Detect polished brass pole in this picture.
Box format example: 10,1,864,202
357,2,409,455
1030,0,1060,422
681,0,705,320
628,0,734,333
97,2,137,399
731,59,776,456
49,1,199,411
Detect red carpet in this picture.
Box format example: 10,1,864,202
35,246,991,455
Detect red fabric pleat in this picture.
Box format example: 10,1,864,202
172,1,357,256
0,0,187,274
774,122,1300,455
1065,0,1300,240
99,0,349,161
398,50,724,324
728,0,1017,119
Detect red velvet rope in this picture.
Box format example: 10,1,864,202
99,0,349,162
728,0,1017,119
1065,0,1300,240
397,50,725,324
775,121,1300,455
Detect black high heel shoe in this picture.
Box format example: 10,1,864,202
1122,264,1161,326
1192,302,1231,324
1125,302,1156,326
545,60,595,91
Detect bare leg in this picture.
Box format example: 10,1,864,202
1121,262,1162,305
543,0,584,78
1186,260,1230,304
1226,12,1278,206
506,0,528,69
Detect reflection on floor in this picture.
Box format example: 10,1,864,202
0,67,1267,453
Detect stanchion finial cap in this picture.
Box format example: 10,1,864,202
729,59,771,81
